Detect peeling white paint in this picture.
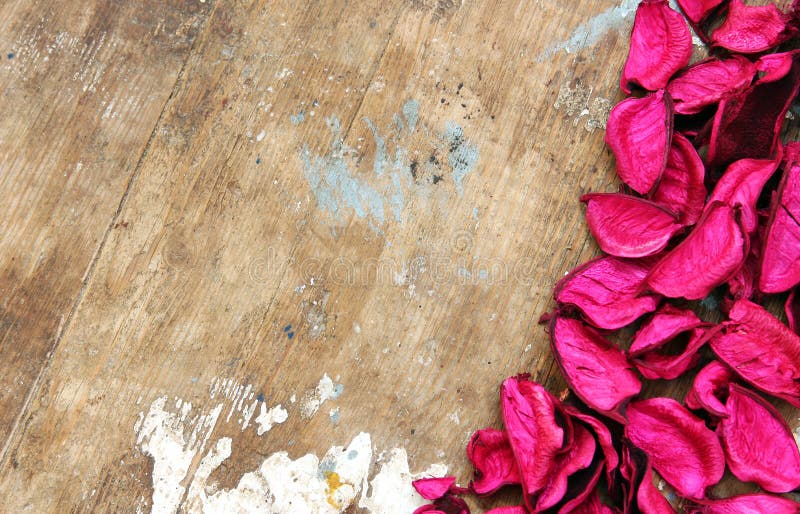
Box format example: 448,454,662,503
300,373,343,419
254,403,288,436
359,448,448,514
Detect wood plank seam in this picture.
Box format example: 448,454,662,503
0,1,221,473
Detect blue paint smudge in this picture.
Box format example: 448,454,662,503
363,117,387,177
7,52,14,59
472,207,479,219
256,393,265,402
329,408,340,424
402,99,419,133
332,383,344,399
444,121,479,195
290,110,305,125
283,325,292,332
287,331,295,339
255,156,261,164
347,450,358,460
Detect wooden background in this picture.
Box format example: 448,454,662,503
0,0,795,512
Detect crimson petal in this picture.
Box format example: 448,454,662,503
785,288,800,335
632,327,712,380
650,132,707,226
718,384,800,492
675,0,726,24
467,428,520,496
760,160,800,293
667,56,756,115
630,304,703,356
684,361,732,418
625,398,725,499
621,0,692,94
710,299,800,407
535,424,596,511
711,0,795,54
688,494,800,513
555,256,660,330
413,477,458,500
646,202,747,300
707,157,779,233
551,315,642,421
605,91,673,195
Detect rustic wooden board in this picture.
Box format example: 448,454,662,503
0,0,210,459
2,0,796,512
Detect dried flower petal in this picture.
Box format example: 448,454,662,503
630,304,703,355
710,299,800,407
708,52,800,171
707,157,779,233
638,464,677,514
413,495,470,514
718,384,800,492
467,428,520,496
632,327,711,380
650,133,707,225
685,361,732,418
759,161,800,293
756,50,799,83
688,494,800,513
785,288,800,334
501,375,565,507
667,56,756,115
646,202,747,300
485,508,527,514
625,398,725,499
570,490,617,514
413,477,458,500
605,91,673,194
621,0,692,93
536,424,596,511
551,316,642,421
581,193,683,258
564,405,620,483
555,256,660,330
711,0,794,54
675,0,726,24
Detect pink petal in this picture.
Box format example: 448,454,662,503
711,300,800,407
711,0,794,54
707,157,779,233
555,256,660,330
708,52,800,171
550,316,642,421
689,494,800,513
413,477,457,500
564,405,620,483
675,0,726,24
500,375,565,507
759,161,800,293
581,193,682,258
625,398,725,499
632,327,712,380
667,56,756,115
646,202,748,300
630,304,703,356
466,428,520,496
605,91,673,195
621,0,692,93
785,288,800,335
638,464,677,514
756,50,800,83
570,489,617,514
535,424,597,511
710,299,800,407
718,384,800,492
650,132,707,226
685,361,733,418
485,508,527,514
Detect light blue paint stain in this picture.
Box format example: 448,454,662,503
290,110,306,125
329,408,340,424
472,207,479,219
389,148,409,223
347,450,358,460
458,267,472,279
363,117,387,177
478,269,489,280
301,116,386,225
318,459,337,479
392,113,405,132
402,99,419,133
444,121,479,195
332,383,344,399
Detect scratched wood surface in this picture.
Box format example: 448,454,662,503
1,0,794,512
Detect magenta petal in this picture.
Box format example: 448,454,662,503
756,50,800,83
632,327,712,380
685,361,732,418
605,91,673,194
555,256,660,330
581,193,682,258
676,0,726,24
625,398,725,499
621,0,692,93
638,464,677,514
718,384,800,492
710,299,800,407
667,56,756,115
485,508,527,514
708,52,800,170
630,304,703,355
564,405,620,483
650,132,707,226
570,489,617,514
785,288,800,335
466,428,520,496
535,424,596,511
551,316,642,421
646,202,747,300
413,477,457,500
500,376,564,507
711,0,794,54
688,494,800,513
759,161,800,293
707,157,779,233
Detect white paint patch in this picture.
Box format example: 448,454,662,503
359,448,448,514
254,403,288,436
300,373,344,419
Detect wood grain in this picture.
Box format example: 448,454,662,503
2,0,794,512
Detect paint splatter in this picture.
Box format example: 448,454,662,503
300,373,344,418
290,110,306,125
444,121,480,194
254,403,288,435
553,82,612,131
402,99,419,133
359,448,448,513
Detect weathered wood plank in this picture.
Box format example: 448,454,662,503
0,0,211,458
